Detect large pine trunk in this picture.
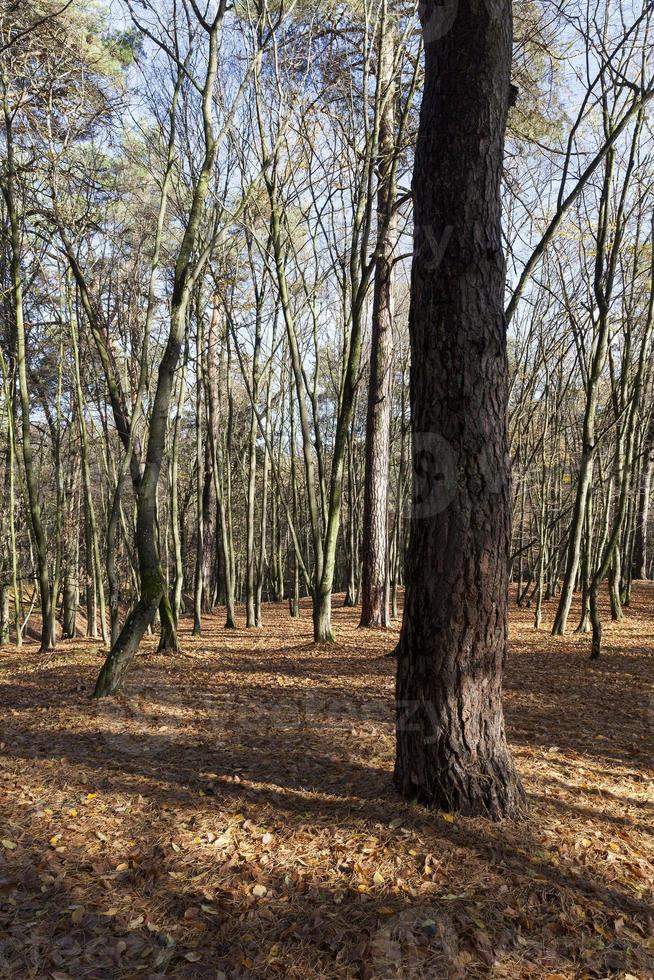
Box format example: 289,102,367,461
394,0,525,820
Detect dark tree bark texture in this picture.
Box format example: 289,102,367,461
394,0,526,820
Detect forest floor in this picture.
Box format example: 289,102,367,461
0,587,652,980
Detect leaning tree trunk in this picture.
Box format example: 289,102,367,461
93,310,185,696
394,0,525,819
93,21,220,693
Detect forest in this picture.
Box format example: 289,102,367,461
0,0,653,977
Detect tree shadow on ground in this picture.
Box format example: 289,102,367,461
0,588,652,978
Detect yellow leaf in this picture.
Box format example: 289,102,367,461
441,813,455,823
71,907,84,923
1,839,16,850
68,809,78,818
373,871,385,885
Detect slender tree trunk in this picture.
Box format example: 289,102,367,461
70,307,108,646
222,317,237,628
576,490,593,633
0,398,11,646
62,568,78,639
93,302,187,694
84,500,98,638
288,374,301,617
632,437,653,579
201,441,216,612
0,584,9,646
344,427,357,607
205,296,236,629
254,335,274,626
3,106,54,651
169,343,188,630
4,366,21,646
193,320,204,635
360,24,395,628
93,22,221,692
245,305,262,627
62,462,80,641
394,0,525,819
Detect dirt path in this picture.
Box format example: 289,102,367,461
0,588,652,978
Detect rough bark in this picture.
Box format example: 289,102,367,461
394,0,525,820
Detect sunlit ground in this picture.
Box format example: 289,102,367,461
0,587,652,978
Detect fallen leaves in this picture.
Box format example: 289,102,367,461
0,589,652,978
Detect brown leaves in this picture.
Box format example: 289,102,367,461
0,592,653,977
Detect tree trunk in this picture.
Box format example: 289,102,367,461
632,440,653,579
360,23,395,628
3,105,54,652
0,586,9,646
313,588,333,643
93,314,184,694
394,0,525,819
201,441,216,612
205,295,236,629
70,305,108,646
85,507,98,639
62,566,78,639
193,320,204,635
245,303,262,628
